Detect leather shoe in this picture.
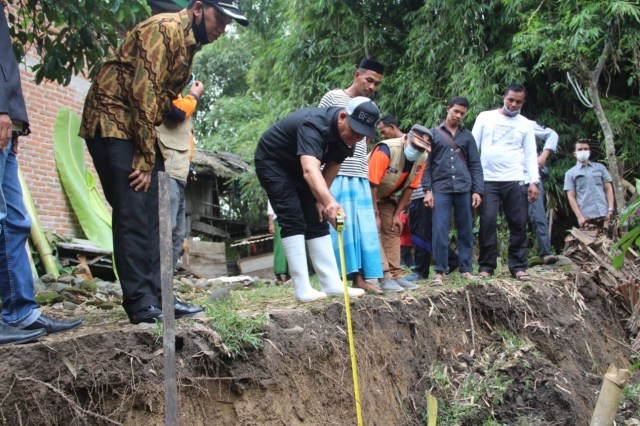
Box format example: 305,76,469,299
130,305,163,325
22,315,83,335
0,323,46,345
175,300,204,319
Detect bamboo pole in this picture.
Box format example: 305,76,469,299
18,166,59,278
590,363,631,425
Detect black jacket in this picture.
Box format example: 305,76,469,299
0,5,29,131
422,124,484,195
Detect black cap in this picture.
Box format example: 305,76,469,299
346,97,380,139
358,59,384,75
204,1,249,26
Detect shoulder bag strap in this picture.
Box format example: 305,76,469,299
435,127,466,164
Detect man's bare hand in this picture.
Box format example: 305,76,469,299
423,191,434,208
323,200,342,229
0,114,12,151
129,169,152,192
472,193,482,208
391,214,403,233
527,183,539,203
190,81,205,98
577,215,586,227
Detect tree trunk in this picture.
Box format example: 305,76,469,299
586,25,626,212
586,82,626,212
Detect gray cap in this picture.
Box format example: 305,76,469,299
409,124,433,150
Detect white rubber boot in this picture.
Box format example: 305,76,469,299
281,235,327,302
307,235,365,298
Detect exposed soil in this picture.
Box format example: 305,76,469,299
0,263,638,425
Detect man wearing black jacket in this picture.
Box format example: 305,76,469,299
423,97,484,285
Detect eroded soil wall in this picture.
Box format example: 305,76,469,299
0,275,635,425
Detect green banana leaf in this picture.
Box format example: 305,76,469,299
53,108,113,252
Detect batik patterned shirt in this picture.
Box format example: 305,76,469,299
80,10,199,171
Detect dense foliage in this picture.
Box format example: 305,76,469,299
7,0,637,248
191,0,639,248
6,0,150,85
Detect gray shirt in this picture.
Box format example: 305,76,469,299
563,161,612,218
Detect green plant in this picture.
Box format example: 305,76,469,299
612,178,640,269
203,298,267,358
621,382,640,417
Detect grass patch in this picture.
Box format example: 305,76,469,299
202,297,268,358
424,329,536,425
621,382,640,417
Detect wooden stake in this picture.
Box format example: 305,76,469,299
159,172,178,426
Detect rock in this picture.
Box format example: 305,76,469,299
194,278,210,288
555,255,573,266
55,282,72,293
63,301,78,310
79,280,98,293
35,291,64,305
73,277,86,286
180,277,195,287
33,280,47,294
208,287,231,303
86,300,119,310
57,275,75,284
282,325,304,335
40,273,57,283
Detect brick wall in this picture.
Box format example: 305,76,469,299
18,55,98,239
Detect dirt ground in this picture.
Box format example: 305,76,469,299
0,263,638,425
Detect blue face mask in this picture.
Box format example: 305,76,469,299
404,144,421,161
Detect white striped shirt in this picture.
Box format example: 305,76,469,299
318,89,369,179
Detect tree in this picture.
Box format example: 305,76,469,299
6,0,150,85
511,0,640,212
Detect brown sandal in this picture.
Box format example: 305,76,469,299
431,273,444,286
353,279,384,295
513,271,531,281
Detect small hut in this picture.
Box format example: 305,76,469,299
183,149,252,277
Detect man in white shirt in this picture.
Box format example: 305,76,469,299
472,83,539,281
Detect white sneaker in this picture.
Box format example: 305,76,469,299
380,278,404,293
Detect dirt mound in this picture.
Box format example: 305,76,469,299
0,266,638,425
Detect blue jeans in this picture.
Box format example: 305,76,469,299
0,141,41,326
432,192,474,274
528,183,551,257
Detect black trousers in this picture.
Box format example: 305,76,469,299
86,136,164,315
478,181,528,274
408,198,459,278
254,153,329,240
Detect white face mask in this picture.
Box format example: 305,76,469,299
576,150,590,162
404,144,421,161
502,105,520,117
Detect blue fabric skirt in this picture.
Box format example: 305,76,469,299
329,176,383,279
